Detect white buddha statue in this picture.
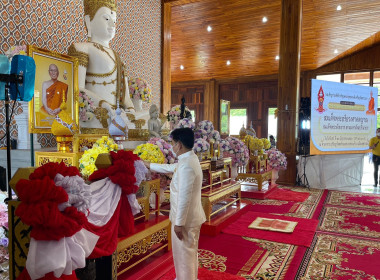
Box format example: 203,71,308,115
68,0,136,131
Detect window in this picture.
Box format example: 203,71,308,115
190,110,196,122
344,72,370,86
316,74,341,82
268,108,277,139
230,108,247,135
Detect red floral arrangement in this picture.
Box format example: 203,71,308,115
16,162,87,241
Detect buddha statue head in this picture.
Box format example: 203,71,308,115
83,0,117,45
149,104,159,120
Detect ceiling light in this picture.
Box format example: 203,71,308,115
336,5,342,11
262,17,267,23
180,65,184,70
207,26,212,32
334,49,338,54
275,55,280,60
226,60,231,66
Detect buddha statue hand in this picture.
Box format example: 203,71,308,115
99,101,115,118
149,130,161,138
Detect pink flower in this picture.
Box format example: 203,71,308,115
267,148,287,170
148,138,177,164
175,118,195,130
197,120,214,133
193,138,210,153
221,137,249,167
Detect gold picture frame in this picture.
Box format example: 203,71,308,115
220,99,230,136
28,45,79,133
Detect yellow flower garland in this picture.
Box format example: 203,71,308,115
244,135,264,151
79,136,118,177
261,138,271,150
133,143,165,164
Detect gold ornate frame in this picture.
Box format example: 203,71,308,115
220,99,230,136
28,45,79,133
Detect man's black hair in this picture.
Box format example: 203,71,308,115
171,127,194,149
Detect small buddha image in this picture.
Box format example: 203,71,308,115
366,91,376,115
316,85,326,113
148,104,162,138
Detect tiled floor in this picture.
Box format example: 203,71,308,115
342,154,380,194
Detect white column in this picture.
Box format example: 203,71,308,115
13,101,40,149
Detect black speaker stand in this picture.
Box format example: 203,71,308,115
296,144,310,189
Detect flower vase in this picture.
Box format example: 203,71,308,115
271,169,279,184
231,165,238,180
132,98,143,112
253,150,258,156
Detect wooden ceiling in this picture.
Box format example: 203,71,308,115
169,0,380,83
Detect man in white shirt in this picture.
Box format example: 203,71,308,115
145,128,206,280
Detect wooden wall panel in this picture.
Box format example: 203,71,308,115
172,78,278,134
219,80,278,138
171,84,205,122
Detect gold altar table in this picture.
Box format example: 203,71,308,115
117,178,172,277
235,169,273,191
161,158,239,222
35,150,82,167
116,216,171,277
201,181,241,221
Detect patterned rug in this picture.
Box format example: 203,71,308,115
319,206,380,240
326,190,380,210
159,267,245,280
277,187,328,219
222,211,319,247
198,233,306,280
297,232,380,279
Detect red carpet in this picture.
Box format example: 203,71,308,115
319,206,380,240
198,233,306,279
266,187,310,202
222,211,318,247
326,190,380,210
311,189,329,219
159,267,245,280
244,200,299,214
297,232,380,279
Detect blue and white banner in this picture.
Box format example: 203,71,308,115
310,79,378,154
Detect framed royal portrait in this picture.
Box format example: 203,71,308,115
28,45,79,133
220,99,230,136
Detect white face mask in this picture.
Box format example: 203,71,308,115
172,142,179,158
377,132,380,137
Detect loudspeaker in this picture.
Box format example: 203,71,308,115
10,55,36,101
298,97,311,155
0,55,10,100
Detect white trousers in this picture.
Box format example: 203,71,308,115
171,223,201,280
